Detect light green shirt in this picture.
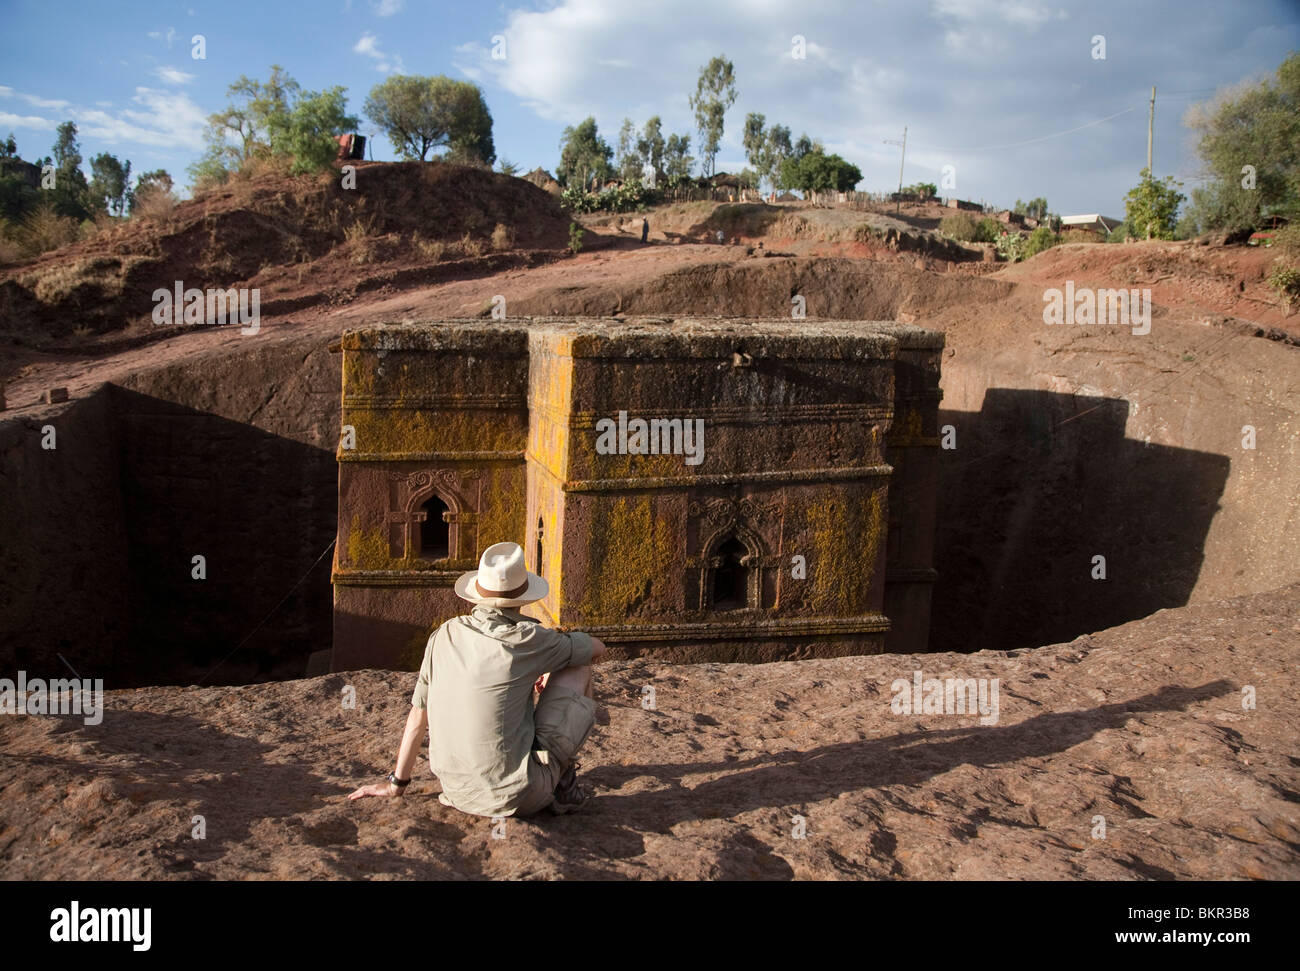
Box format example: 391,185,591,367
411,606,595,817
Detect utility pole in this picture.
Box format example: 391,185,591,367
883,126,907,215
1147,86,1156,174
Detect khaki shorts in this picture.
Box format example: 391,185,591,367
515,683,597,816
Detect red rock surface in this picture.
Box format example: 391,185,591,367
3,583,1296,880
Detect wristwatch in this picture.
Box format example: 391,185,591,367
387,772,411,789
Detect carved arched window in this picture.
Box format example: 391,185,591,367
420,496,450,560
534,516,545,579
710,536,751,611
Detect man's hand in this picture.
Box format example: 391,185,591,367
348,781,400,800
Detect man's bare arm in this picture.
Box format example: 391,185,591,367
588,635,608,661
348,705,427,800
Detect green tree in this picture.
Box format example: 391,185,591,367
778,148,861,194
615,117,642,183
1124,167,1185,240
364,74,494,163
89,152,132,217
557,116,613,189
49,121,91,221
637,117,666,184
688,55,737,179
1183,52,1300,233
275,86,359,174
0,134,39,222
496,159,519,176
662,132,693,185
190,66,357,185
1014,196,1048,220
131,169,175,214
742,113,767,178
742,113,792,190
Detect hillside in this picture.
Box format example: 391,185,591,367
0,162,571,346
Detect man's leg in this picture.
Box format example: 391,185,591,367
518,665,598,815
543,664,592,700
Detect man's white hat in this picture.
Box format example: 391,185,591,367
454,541,548,607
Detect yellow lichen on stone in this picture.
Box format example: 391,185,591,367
577,494,676,624
804,488,882,613
347,521,390,569
889,406,925,445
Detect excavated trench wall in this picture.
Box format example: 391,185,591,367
0,335,339,686
3,266,1294,682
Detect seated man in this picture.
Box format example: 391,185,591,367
349,541,606,816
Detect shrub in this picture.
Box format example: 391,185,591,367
975,217,1002,243
1124,167,1185,240
1107,220,1134,242
18,202,79,256
996,231,1028,263
414,234,444,262
458,232,484,258
939,211,980,241
1267,263,1300,311
561,180,659,214
344,218,376,264
1271,223,1300,259
132,188,177,223
1023,226,1060,260
490,223,514,251
568,221,584,254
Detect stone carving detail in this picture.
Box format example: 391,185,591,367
402,469,461,492
688,497,778,530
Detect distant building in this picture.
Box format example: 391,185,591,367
522,168,563,195
945,198,982,212
1060,214,1122,235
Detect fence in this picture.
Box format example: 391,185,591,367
662,185,765,204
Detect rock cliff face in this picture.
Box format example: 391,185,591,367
2,582,1296,880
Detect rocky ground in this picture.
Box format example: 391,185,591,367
3,582,1297,880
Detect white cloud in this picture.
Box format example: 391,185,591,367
148,26,178,47
447,0,1296,215
0,111,55,131
0,83,202,149
0,87,71,110
153,66,197,85
353,31,404,73
370,0,403,16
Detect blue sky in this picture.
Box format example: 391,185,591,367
1,0,1296,216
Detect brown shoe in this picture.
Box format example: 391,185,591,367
549,761,589,815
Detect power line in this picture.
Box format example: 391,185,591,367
198,538,337,686
920,106,1137,154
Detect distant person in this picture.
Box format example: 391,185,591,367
716,229,725,245
641,217,649,243
349,542,607,817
